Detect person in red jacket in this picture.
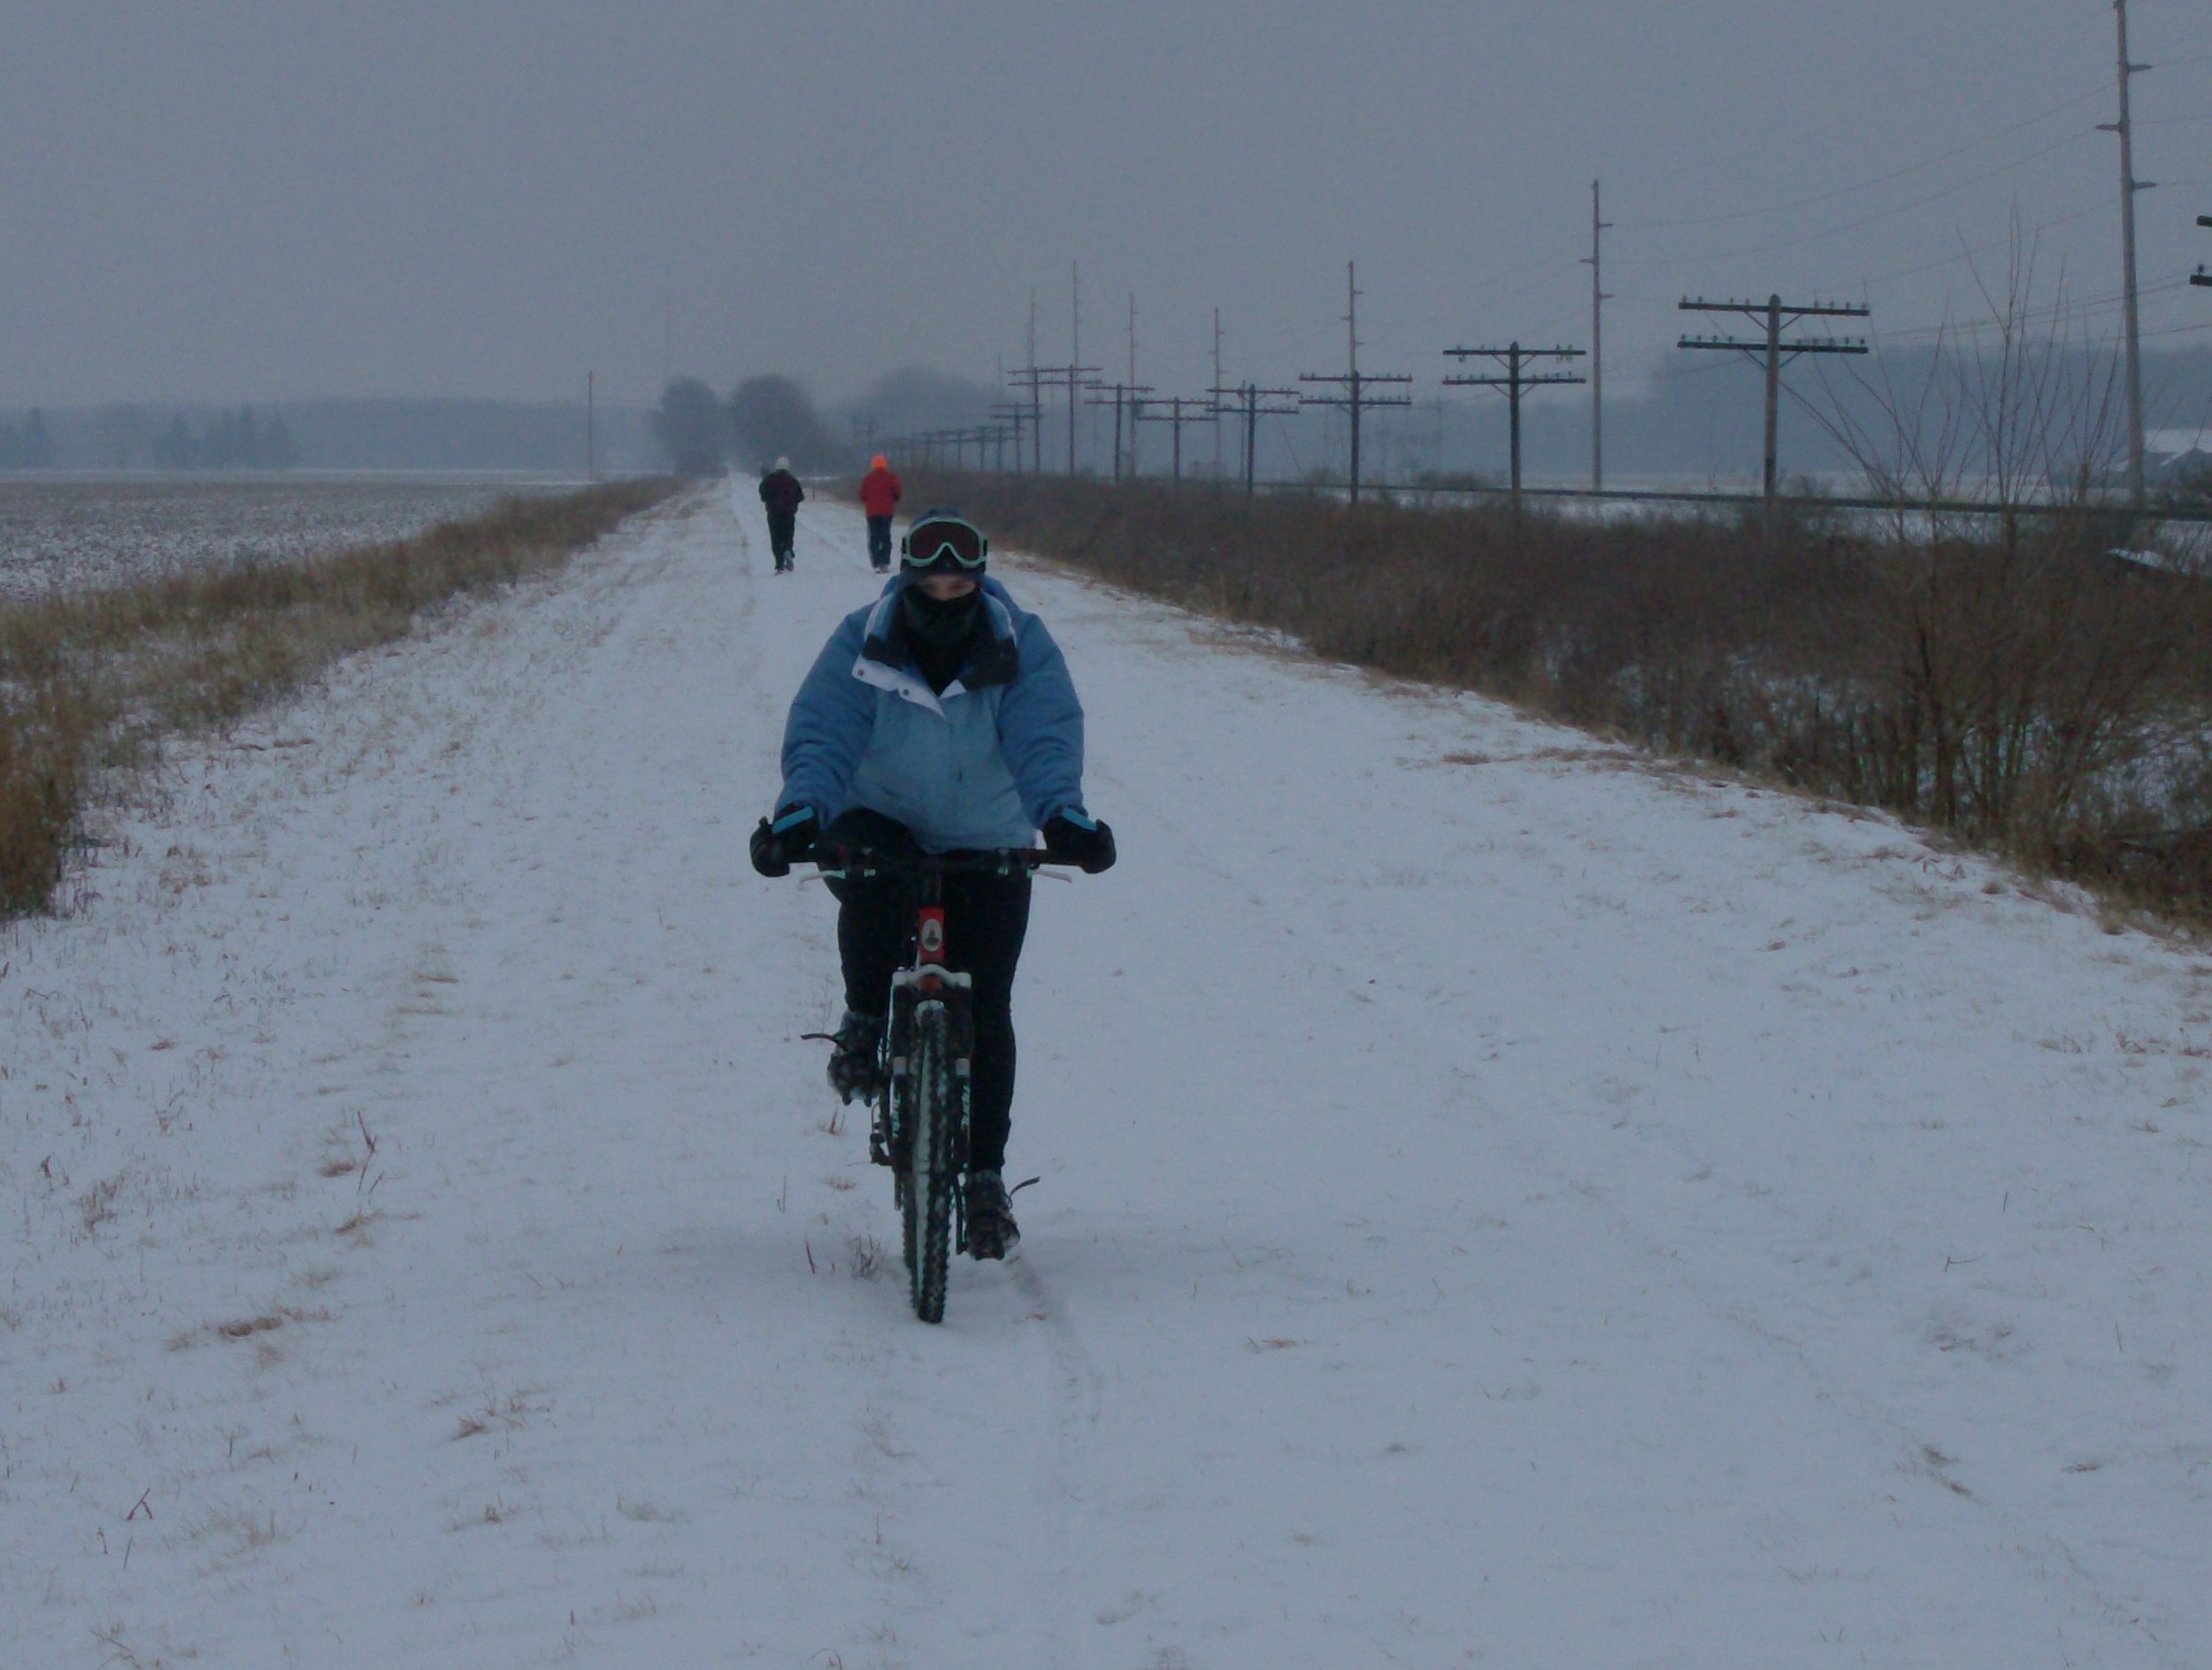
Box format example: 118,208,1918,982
858,454,902,573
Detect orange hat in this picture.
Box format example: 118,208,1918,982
871,454,888,470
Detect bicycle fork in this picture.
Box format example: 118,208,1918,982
884,904,976,1227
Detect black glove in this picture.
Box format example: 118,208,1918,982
1041,810,1116,874
749,804,818,877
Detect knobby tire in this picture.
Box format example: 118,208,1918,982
905,1004,960,1324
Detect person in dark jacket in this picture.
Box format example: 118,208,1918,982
749,511,1115,1258
858,454,902,573
759,457,805,572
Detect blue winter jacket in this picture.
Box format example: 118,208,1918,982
778,575,1086,851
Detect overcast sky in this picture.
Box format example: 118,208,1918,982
4,1,2209,412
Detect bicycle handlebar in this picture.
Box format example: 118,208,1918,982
810,844,1072,879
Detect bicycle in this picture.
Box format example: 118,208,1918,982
806,845,1068,1323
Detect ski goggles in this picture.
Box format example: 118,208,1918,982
900,515,988,573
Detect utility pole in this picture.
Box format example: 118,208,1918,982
1002,358,1048,474
1440,342,1587,512
1210,381,1301,495
1299,262,1413,502
2100,0,2155,516
1135,396,1215,482
1087,381,1154,481
1679,294,1870,535
586,371,595,482
1024,292,1043,473
1005,300,1089,478
1211,309,1225,478
2196,213,2212,287
1126,293,1142,477
1010,362,1100,473
1070,263,1087,474
1580,180,1613,491
988,401,1033,473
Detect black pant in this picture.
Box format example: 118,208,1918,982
767,508,796,559
866,515,893,567
820,809,1032,1172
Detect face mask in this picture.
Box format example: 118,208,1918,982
901,586,981,649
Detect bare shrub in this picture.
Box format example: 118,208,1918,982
0,679,94,914
1808,225,2131,537
77,1174,122,1235
915,468,2211,924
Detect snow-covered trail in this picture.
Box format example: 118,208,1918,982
4,484,2208,1668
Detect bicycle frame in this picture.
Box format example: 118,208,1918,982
885,867,974,1156
813,846,1057,1313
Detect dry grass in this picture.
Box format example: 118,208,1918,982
918,470,2212,927
0,478,677,917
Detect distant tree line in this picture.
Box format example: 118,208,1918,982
648,367,1009,480
144,406,301,470
4,399,658,473
0,410,58,469
651,374,845,478
4,404,303,471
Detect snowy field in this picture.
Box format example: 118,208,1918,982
0,477,569,602
4,483,2208,1668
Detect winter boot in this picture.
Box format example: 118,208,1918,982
826,1010,886,1106
964,1169,1019,1260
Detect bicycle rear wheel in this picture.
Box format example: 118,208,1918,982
903,1002,960,1323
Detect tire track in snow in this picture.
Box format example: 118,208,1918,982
732,504,1112,1665
1012,1254,1104,1670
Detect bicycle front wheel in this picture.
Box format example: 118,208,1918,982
903,1001,961,1324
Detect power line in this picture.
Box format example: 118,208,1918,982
1854,197,2111,287
1870,275,2193,343
1627,81,2113,233
1627,126,2104,269
1619,27,2095,202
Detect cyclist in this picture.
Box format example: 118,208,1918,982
759,456,805,572
858,454,902,573
749,510,1116,1258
